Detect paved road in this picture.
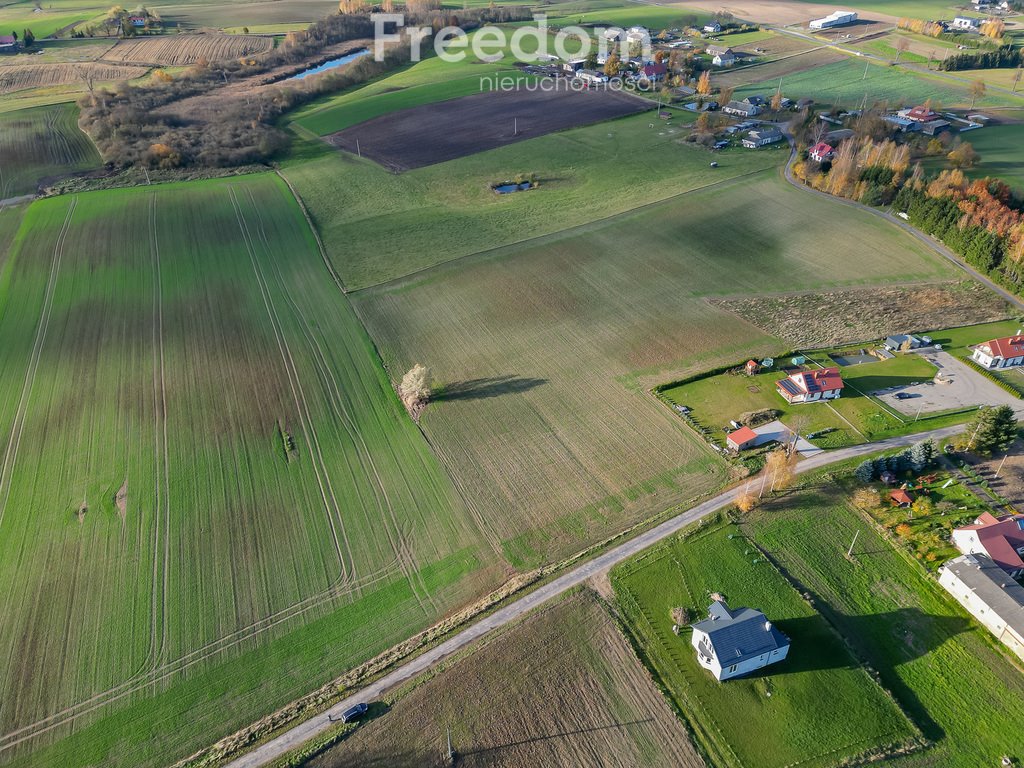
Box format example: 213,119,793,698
225,423,968,768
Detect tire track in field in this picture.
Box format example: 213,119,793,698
227,187,353,580
0,197,76,532
241,187,433,614
0,556,408,754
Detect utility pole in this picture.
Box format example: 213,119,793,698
996,453,1008,478
447,727,455,766
356,138,361,157
847,528,860,558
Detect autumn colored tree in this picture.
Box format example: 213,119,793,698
770,89,783,111
399,364,432,415
765,447,796,492
604,53,621,77
894,36,910,63
735,489,760,513
696,69,711,95
718,84,734,104
969,78,986,108
947,142,979,169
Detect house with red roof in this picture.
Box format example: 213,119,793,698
809,142,834,162
905,105,939,122
775,367,843,404
972,335,1024,370
641,63,667,81
890,488,914,507
726,426,759,452
0,34,19,53
952,512,1024,577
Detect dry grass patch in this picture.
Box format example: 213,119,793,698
711,281,1013,348
711,47,844,90
100,34,273,66
0,62,148,95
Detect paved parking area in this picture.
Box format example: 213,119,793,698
873,350,1024,416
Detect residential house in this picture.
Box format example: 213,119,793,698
691,599,790,681
884,334,923,351
742,127,784,149
951,15,982,30
723,100,760,117
576,70,608,85
0,34,18,53
625,26,650,44
128,14,147,26
704,20,722,33
938,553,1024,661
809,142,835,162
809,10,857,29
641,63,667,81
904,105,940,123
775,367,843,403
705,44,733,57
562,58,586,73
712,51,736,67
952,512,1024,577
890,488,914,507
745,95,768,108
727,426,759,452
972,335,1024,369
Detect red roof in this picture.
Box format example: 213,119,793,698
0,35,16,44
810,142,834,157
907,105,938,122
727,426,758,446
642,63,667,76
890,489,914,506
784,367,844,395
957,513,1024,573
977,336,1024,360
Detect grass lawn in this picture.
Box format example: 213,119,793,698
308,590,705,768
662,350,970,450
0,174,500,768
739,479,1024,766
612,515,919,768
0,103,100,199
352,172,958,571
923,123,1024,196
734,57,1020,109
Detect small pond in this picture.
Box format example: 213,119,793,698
832,352,878,367
289,49,369,80
493,182,532,194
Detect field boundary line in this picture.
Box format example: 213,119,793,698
352,166,777,294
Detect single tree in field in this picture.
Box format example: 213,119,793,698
969,78,986,109
959,405,1018,455
852,487,880,510
399,364,432,415
947,141,979,168
894,36,910,63
696,69,711,96
770,88,783,111
603,53,620,78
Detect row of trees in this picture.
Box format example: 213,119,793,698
939,45,1021,71
855,440,937,483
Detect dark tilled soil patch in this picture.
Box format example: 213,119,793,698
324,86,652,171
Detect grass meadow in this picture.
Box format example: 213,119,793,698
0,174,500,767
924,123,1024,195
0,103,99,198
352,172,957,569
310,590,704,768
740,481,1024,765
282,114,783,290
612,515,919,767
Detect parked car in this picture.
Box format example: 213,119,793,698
341,703,369,723
895,392,915,400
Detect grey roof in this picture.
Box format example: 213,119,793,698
692,600,789,664
943,554,1024,635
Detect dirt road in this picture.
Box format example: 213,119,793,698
224,423,968,768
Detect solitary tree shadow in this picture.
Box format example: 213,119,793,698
434,376,547,402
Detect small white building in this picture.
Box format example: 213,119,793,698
972,335,1024,369
704,21,722,33
576,70,609,85
951,15,982,30
691,600,790,681
712,51,736,67
809,10,858,30
742,127,784,148
938,553,1024,662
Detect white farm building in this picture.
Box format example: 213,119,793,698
809,10,857,30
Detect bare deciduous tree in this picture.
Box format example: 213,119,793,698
399,364,432,415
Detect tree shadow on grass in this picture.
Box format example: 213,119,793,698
456,718,655,760
434,376,547,402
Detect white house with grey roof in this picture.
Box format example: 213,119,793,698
939,553,1024,662
691,599,790,681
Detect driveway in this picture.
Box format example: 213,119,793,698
752,419,823,457
874,349,1024,416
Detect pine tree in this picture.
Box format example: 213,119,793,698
960,405,1018,455
854,459,875,483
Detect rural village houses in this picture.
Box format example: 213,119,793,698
939,553,1024,662
691,600,790,681
972,335,1024,369
952,512,1024,577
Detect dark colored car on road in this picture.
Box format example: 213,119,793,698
341,703,369,723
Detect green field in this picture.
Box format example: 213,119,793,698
925,124,1024,195
612,515,919,767
351,172,957,569
0,103,99,199
283,114,782,290
662,350,972,449
0,174,499,767
313,590,704,768
739,479,1024,765
735,57,1018,109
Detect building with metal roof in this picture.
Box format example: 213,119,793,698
691,600,790,681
